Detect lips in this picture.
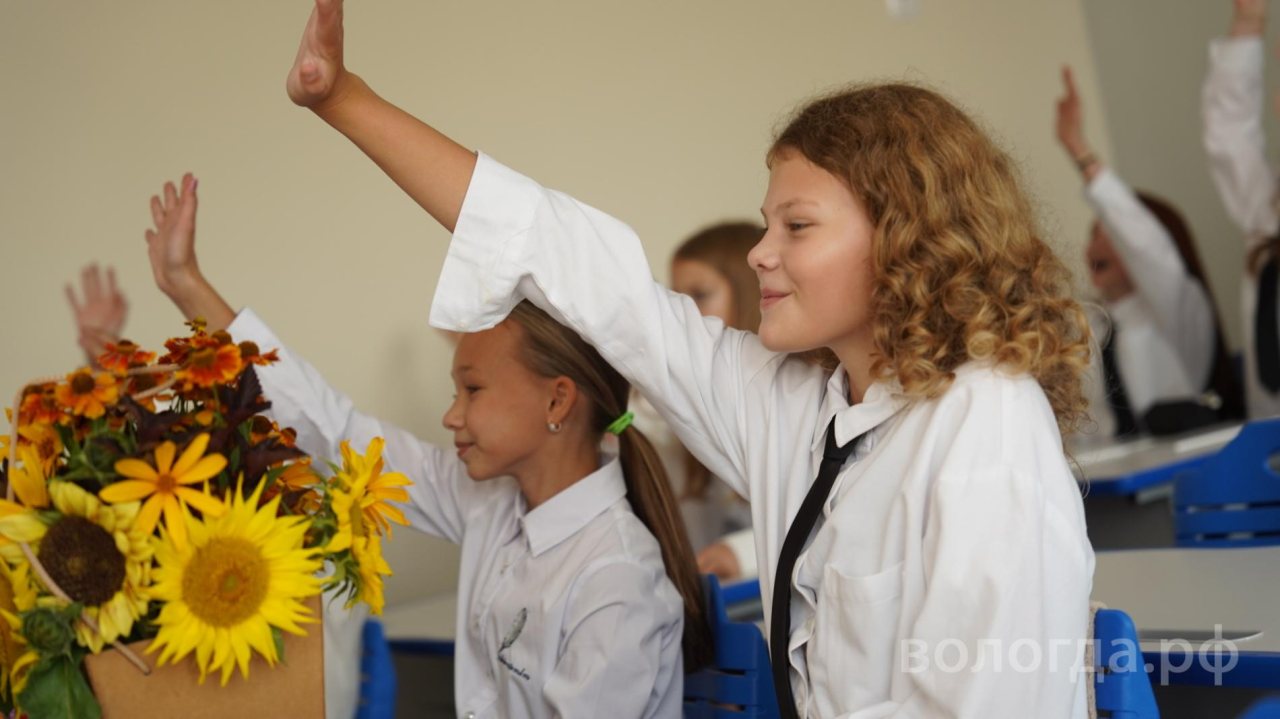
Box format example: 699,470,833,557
455,442,474,459
760,289,790,311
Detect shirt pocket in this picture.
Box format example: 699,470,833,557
809,561,905,712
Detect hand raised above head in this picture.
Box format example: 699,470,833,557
286,0,351,111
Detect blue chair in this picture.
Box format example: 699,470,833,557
684,575,780,719
1174,418,1280,547
357,619,397,719
1094,608,1159,719
1240,697,1280,718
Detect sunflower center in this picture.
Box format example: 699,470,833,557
37,516,126,607
181,537,270,627
70,372,96,395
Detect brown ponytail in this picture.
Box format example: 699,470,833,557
507,301,714,670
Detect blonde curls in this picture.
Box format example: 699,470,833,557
771,83,1092,435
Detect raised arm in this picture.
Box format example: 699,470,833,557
1202,0,1278,240
65,264,129,366
1056,67,1216,388
142,175,496,542
286,0,475,232
287,0,782,498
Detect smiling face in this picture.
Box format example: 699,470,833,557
442,321,560,481
749,147,877,355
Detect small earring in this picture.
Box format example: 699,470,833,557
547,421,562,434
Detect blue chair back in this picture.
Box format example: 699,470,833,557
1094,608,1159,719
1174,418,1280,547
1240,697,1280,718
357,619,398,719
683,575,780,719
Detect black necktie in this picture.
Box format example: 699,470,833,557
1100,325,1140,438
1256,255,1280,393
770,418,862,719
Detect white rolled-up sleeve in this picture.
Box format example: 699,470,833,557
1203,36,1278,241
228,308,486,543
430,152,774,498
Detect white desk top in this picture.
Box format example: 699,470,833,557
1069,422,1242,485
1092,546,1280,654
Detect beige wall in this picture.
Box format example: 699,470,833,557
1081,0,1280,351
0,0,1109,604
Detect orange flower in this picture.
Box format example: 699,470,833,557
53,370,119,419
237,340,280,367
16,386,61,426
178,344,242,389
97,339,156,375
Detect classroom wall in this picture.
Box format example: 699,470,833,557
0,0,1110,604
1081,0,1280,351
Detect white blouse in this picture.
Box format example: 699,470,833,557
228,309,685,719
1203,35,1280,419
430,152,1095,718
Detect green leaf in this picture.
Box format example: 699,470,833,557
272,626,286,664
17,655,102,719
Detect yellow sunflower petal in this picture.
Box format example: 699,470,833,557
174,487,227,518
114,458,159,481
154,441,177,475
174,455,227,485
163,499,189,551
135,494,166,536
172,434,212,477
99,479,157,503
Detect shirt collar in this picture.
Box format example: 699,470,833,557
810,364,908,452
518,453,628,557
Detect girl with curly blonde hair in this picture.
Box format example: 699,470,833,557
288,1,1095,716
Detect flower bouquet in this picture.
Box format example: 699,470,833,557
0,320,410,719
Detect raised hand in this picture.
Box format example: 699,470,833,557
143,174,235,330
286,0,350,110
145,173,201,300
1055,66,1090,161
65,264,128,365
1231,0,1266,37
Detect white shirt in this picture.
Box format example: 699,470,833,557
1203,35,1280,419
1081,168,1217,430
430,153,1096,718
228,309,685,719
631,393,754,553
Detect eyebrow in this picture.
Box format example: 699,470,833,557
761,198,819,216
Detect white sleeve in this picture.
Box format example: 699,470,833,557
1203,36,1279,241
228,308,494,543
430,152,779,498
1085,168,1217,389
859,466,1091,718
542,562,683,719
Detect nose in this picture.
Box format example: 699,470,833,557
442,395,465,431
747,228,781,273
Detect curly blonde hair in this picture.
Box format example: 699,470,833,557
770,83,1092,434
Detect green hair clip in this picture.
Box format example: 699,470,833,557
605,411,635,436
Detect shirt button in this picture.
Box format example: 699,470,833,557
464,713,475,719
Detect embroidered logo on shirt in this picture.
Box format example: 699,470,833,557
497,608,531,681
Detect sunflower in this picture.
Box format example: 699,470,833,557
9,483,152,652
148,481,322,685
16,423,63,475
178,344,242,389
0,560,38,701
52,369,119,420
0,444,52,561
103,434,228,550
331,438,411,540
5,445,50,509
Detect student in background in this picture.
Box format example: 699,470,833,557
286,1,1095,715
1203,0,1280,419
631,221,759,577
140,173,707,718
1056,67,1243,437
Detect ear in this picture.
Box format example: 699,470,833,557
546,376,579,425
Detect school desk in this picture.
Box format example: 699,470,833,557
1092,546,1280,688
1071,422,1244,498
